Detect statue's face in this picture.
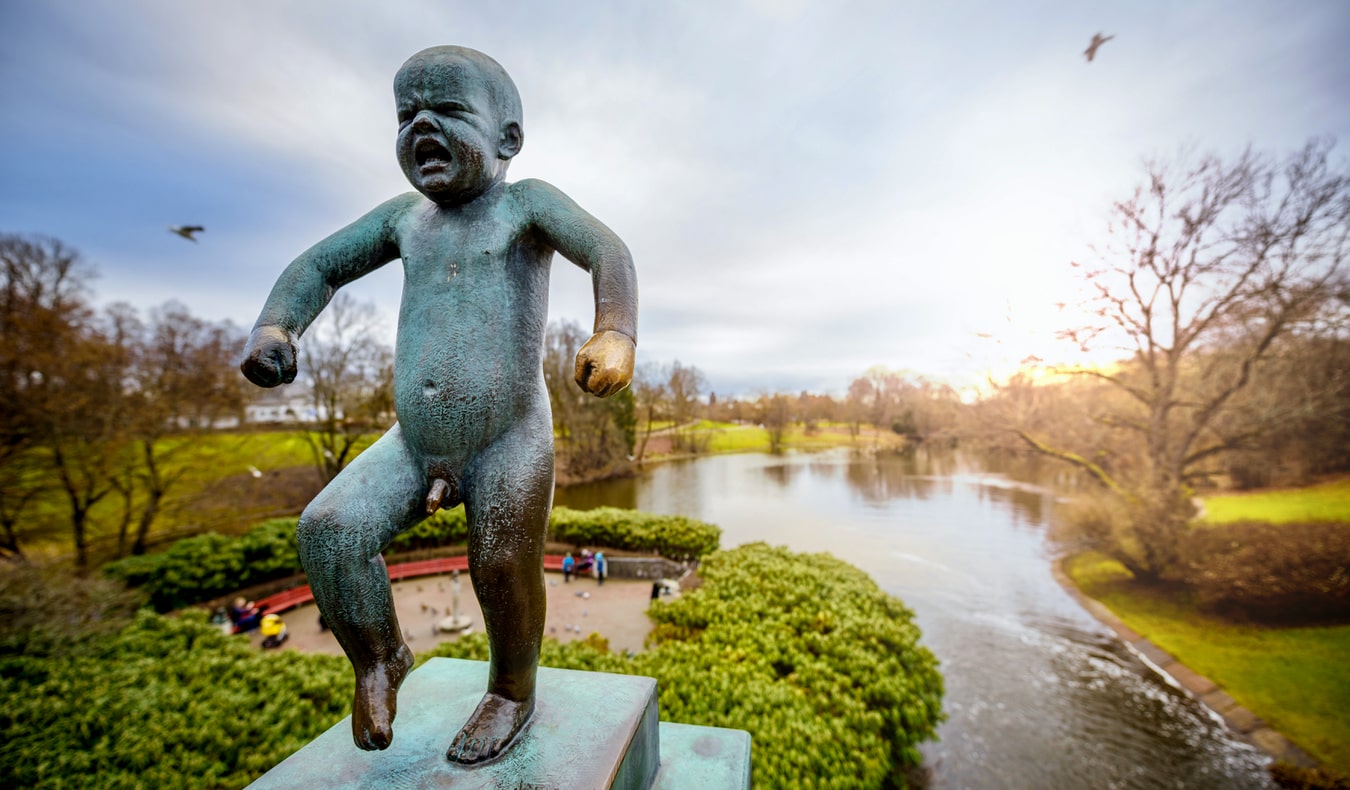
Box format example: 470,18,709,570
394,57,509,204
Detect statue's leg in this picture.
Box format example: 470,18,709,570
296,424,430,751
447,411,553,764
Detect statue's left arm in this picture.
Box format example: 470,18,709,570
519,179,637,397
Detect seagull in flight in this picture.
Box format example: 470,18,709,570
1084,32,1115,62
168,225,205,242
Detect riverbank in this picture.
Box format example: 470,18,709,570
633,420,909,464
1053,478,1350,777
553,420,910,487
1054,555,1323,769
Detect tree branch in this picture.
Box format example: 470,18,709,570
1012,430,1133,500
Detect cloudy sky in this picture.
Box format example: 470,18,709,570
3,1,1348,395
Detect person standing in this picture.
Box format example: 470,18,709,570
562,552,575,583
594,551,607,586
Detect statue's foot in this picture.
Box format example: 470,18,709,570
351,644,414,750
446,691,536,764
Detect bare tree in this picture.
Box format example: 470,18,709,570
1216,316,1350,487
0,235,137,567
631,361,667,463
543,320,634,480
844,376,872,438
113,302,248,555
758,394,791,454
1016,141,1350,579
42,312,134,569
297,293,393,483
666,360,708,453
0,235,97,560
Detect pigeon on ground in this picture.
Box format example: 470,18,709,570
1084,33,1114,62
169,225,205,242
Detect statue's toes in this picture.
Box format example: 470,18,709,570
354,713,394,751
447,735,502,764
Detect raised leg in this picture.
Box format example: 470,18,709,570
295,424,433,750
447,411,554,764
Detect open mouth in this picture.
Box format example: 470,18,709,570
414,137,452,170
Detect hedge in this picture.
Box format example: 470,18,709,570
104,507,721,612
0,610,351,790
6,543,942,789
102,519,303,613
432,542,944,789
548,506,720,561
1177,520,1350,622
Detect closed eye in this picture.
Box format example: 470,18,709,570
436,102,473,117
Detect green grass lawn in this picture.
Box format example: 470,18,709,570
1200,477,1350,524
1067,552,1350,773
676,421,905,455
18,430,381,560
704,422,771,453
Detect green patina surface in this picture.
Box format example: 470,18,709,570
652,722,752,790
247,658,749,790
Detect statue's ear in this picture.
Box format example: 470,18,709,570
498,121,523,160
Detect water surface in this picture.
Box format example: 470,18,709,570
557,449,1272,789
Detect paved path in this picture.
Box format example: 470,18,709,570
250,572,661,657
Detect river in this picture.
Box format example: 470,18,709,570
555,448,1273,789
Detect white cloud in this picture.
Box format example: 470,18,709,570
3,0,1348,395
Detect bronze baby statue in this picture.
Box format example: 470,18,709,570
241,45,637,764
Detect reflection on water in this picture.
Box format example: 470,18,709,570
557,448,1272,789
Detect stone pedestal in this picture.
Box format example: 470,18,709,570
247,658,750,790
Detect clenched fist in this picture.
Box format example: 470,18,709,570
574,330,635,398
241,325,297,388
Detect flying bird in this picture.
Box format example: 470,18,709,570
1084,32,1114,62
168,225,205,242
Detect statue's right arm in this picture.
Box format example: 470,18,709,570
241,193,419,388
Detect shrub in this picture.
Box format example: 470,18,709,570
548,507,720,561
0,610,351,790
7,543,941,788
104,507,719,611
1177,521,1350,622
103,519,303,612
392,505,720,560
431,543,944,789
0,566,143,659
1270,761,1350,790
1051,494,1190,582
386,506,470,552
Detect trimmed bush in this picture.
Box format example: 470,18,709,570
548,506,720,561
1177,520,1350,622
103,519,303,612
386,506,469,551
0,566,143,659
104,507,719,611
392,505,720,560
0,610,351,790
6,543,942,788
431,543,944,789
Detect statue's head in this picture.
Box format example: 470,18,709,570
394,46,523,204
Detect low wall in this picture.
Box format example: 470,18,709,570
606,556,688,580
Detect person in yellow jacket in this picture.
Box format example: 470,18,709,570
260,613,288,649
